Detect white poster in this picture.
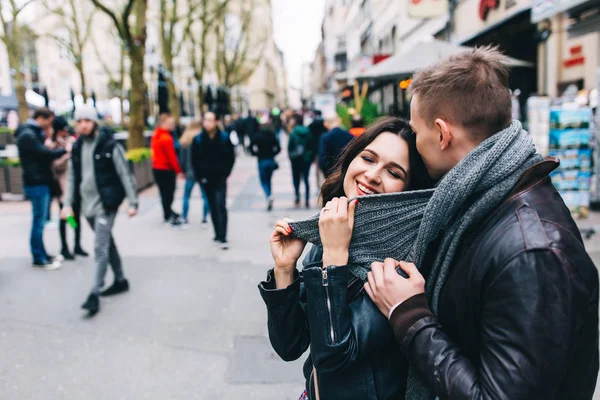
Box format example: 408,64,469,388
408,0,449,18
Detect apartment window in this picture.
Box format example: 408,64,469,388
391,26,397,53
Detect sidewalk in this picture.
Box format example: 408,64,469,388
0,147,317,400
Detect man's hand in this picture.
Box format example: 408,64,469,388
60,207,73,220
128,208,138,218
365,258,425,318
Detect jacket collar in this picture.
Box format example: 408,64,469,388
509,156,559,199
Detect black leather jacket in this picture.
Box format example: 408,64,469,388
259,246,407,400
390,158,599,399
15,123,66,187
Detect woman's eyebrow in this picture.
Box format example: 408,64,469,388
364,149,378,157
365,148,408,176
389,162,407,176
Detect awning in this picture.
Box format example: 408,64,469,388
356,39,534,81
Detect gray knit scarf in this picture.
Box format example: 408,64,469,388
289,121,542,400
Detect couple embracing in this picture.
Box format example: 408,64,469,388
259,46,599,400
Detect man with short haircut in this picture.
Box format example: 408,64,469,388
15,107,66,270
365,46,599,399
62,104,138,315
191,112,235,249
318,113,354,177
151,113,183,226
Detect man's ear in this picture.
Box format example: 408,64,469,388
435,119,453,151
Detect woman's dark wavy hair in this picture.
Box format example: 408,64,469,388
320,116,432,205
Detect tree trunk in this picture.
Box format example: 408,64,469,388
7,40,28,122
76,58,88,103
196,78,204,116
165,58,180,123
128,44,146,149
127,0,147,150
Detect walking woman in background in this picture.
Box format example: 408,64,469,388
45,116,88,260
250,118,281,211
179,120,210,227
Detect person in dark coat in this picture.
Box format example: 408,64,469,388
15,107,67,269
318,113,354,178
191,112,235,249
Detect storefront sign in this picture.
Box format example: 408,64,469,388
408,0,449,18
564,45,586,68
531,0,592,23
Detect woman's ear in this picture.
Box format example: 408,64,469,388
435,119,453,151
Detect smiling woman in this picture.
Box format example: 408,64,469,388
321,116,431,204
259,116,434,400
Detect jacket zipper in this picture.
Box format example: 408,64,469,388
322,268,335,343
310,367,321,400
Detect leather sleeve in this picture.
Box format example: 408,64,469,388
303,263,394,374
258,269,311,362
395,250,591,400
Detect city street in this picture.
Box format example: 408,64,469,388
2,146,600,399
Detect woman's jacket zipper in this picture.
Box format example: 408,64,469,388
322,268,335,343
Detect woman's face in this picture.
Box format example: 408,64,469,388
343,132,411,198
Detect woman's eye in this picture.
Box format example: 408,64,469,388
388,170,402,179
362,156,375,163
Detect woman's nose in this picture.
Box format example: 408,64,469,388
364,168,381,184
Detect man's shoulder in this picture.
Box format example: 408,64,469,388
465,181,586,275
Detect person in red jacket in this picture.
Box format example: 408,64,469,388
152,113,183,225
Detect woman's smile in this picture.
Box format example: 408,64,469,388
356,182,378,195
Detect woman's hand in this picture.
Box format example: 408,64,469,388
270,218,306,288
319,197,358,267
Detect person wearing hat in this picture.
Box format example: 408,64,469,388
61,104,139,315
46,116,88,260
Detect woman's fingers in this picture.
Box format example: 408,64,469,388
338,197,348,218
275,219,293,235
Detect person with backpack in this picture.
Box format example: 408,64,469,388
191,112,235,250
287,113,314,208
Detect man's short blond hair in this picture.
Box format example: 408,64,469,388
409,45,512,138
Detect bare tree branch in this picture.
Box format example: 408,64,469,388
89,0,125,41
15,0,35,16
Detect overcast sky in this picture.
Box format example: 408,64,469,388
271,0,326,90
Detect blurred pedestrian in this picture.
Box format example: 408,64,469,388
319,113,354,178
349,115,366,137
308,110,328,187
151,113,183,226
15,107,66,270
192,112,235,249
250,118,281,211
46,116,88,260
61,104,138,315
244,111,259,152
179,120,210,227
288,113,314,208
